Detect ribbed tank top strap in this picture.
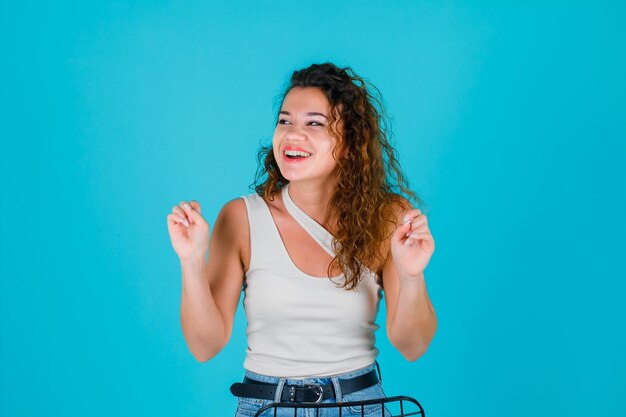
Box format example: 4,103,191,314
281,183,337,257
280,184,377,283
240,193,284,271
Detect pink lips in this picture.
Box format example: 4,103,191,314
282,145,313,164
283,145,312,153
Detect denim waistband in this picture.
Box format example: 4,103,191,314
243,361,381,386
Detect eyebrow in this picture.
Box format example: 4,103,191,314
279,111,328,119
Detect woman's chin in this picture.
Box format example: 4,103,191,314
277,168,306,182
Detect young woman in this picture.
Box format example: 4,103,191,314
167,62,437,417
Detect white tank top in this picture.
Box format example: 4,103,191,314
240,183,383,378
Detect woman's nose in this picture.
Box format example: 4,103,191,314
285,126,307,141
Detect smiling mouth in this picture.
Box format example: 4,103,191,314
284,150,312,160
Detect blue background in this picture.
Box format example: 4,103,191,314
1,1,625,416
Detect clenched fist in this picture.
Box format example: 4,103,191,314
167,200,210,262
390,208,435,279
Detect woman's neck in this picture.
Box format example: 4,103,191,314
286,179,337,230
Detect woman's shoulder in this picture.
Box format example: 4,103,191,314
220,195,247,214
219,190,281,221
218,190,276,232
214,196,251,270
213,197,249,240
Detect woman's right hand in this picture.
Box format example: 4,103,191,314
167,200,210,262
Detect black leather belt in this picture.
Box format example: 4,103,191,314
230,368,379,404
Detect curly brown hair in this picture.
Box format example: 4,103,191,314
251,62,425,290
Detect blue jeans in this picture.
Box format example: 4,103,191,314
234,361,393,417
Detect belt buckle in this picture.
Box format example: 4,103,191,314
301,384,323,404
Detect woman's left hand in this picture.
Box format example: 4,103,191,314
390,209,435,279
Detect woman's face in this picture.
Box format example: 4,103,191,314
273,86,344,185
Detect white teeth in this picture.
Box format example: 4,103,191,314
285,150,311,157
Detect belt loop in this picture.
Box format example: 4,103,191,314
274,377,286,403
331,376,342,400
375,360,382,384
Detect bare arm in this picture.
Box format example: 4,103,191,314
383,266,437,361
381,200,438,361
177,198,248,362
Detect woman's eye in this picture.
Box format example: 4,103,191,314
276,119,324,126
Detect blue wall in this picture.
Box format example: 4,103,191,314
1,1,624,416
